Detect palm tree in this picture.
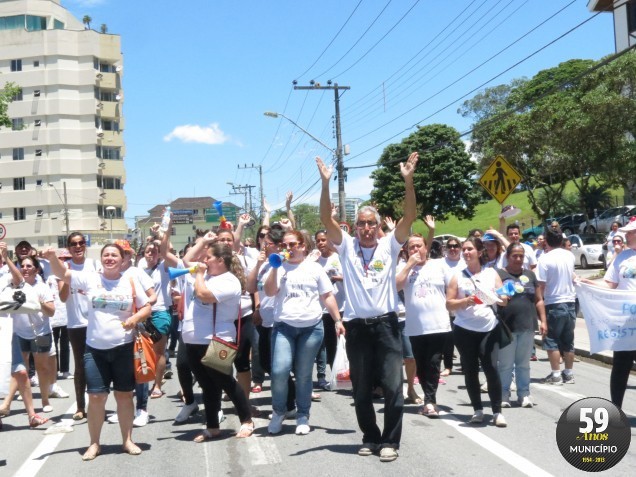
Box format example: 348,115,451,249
100,24,108,34
82,15,92,30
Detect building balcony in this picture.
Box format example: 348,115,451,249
95,71,119,90
97,130,124,147
97,100,122,118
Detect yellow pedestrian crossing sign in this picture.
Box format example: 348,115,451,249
479,155,522,204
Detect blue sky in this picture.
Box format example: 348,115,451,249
64,0,615,226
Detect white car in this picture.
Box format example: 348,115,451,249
433,234,467,244
568,234,605,269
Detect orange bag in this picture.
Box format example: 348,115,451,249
134,330,156,383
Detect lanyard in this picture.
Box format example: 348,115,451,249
357,243,378,276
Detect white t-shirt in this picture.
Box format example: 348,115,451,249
604,248,636,291
12,282,54,339
70,271,148,349
64,258,100,329
236,253,255,318
442,256,466,287
317,253,345,312
139,260,172,312
335,232,403,321
255,262,276,328
181,271,241,345
271,260,332,327
453,267,499,332
46,275,67,328
123,266,155,295
501,243,537,270
399,258,451,336
535,248,576,305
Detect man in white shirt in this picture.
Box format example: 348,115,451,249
316,152,418,463
536,228,576,385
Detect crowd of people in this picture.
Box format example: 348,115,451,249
0,152,634,464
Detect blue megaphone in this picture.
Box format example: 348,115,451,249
268,250,290,269
168,265,198,280
496,280,517,297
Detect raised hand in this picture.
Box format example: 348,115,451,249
316,156,333,182
399,151,418,179
424,215,435,230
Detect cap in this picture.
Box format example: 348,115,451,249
16,240,32,249
618,217,636,233
482,233,498,242
612,233,626,242
114,239,133,253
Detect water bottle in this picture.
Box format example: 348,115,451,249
160,206,171,232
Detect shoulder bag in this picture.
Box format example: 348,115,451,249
129,277,157,383
200,303,241,375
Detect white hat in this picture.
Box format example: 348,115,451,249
618,218,636,233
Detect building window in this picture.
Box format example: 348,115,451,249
12,118,23,130
96,146,121,160
14,208,26,221
101,120,119,132
0,212,3,219
36,179,43,186
34,90,41,97
35,149,42,156
13,148,24,160
34,119,41,127
12,89,23,101
34,60,40,67
97,176,122,190
14,177,26,190
98,205,123,218
10,59,22,72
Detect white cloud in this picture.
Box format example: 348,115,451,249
163,123,229,145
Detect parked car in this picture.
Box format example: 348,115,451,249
558,213,586,236
521,219,556,240
434,234,466,244
568,233,605,269
578,206,636,233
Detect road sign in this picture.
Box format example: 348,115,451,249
0,223,5,240
479,155,522,204
339,222,350,234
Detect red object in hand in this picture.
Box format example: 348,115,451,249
472,294,483,305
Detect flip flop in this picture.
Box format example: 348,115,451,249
0,407,9,417
440,369,451,377
150,387,164,399
82,444,101,461
236,421,254,438
73,410,87,421
406,395,424,405
194,429,222,443
29,414,49,427
418,404,439,418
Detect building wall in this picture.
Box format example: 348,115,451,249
0,0,127,251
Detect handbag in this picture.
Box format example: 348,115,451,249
143,319,162,343
0,284,42,314
134,329,157,383
496,319,513,349
200,303,241,375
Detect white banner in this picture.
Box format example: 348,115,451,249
576,282,636,354
0,316,13,395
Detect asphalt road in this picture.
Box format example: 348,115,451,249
1,345,634,477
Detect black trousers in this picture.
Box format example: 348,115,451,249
610,350,636,409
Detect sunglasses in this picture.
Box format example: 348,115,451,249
282,242,299,249
258,233,267,238
356,221,377,228
447,244,460,249
69,241,86,247
612,240,623,244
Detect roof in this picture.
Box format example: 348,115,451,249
146,197,240,215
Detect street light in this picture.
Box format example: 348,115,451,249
105,206,116,240
48,182,70,237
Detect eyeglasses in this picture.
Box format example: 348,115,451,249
258,233,267,238
281,242,299,249
612,240,623,244
356,220,377,228
447,244,460,249
69,241,86,247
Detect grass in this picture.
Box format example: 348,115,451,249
412,180,624,237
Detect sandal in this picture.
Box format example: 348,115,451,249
440,368,451,377
0,406,10,417
194,429,221,443
236,421,254,438
122,443,142,456
82,444,101,461
406,394,423,405
311,392,321,402
251,384,262,394
150,387,164,399
418,404,439,418
29,414,49,428
73,410,87,421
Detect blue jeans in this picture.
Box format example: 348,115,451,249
271,321,324,418
343,314,404,448
498,330,534,400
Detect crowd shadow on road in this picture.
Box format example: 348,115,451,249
289,443,362,457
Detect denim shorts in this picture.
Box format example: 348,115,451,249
542,302,576,352
84,341,135,393
150,309,172,336
18,334,52,354
398,320,414,359
11,333,26,373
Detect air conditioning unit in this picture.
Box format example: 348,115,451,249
115,94,122,101
115,65,122,72
96,128,104,138
34,90,41,97
98,162,106,168
34,120,41,127
36,210,44,218
97,102,103,109
96,73,103,80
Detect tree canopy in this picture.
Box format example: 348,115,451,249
0,82,21,128
370,123,482,221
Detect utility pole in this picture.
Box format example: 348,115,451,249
294,81,350,223
237,164,263,220
62,182,70,236
227,183,256,214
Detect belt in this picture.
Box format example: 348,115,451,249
349,312,397,325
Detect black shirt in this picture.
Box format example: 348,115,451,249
497,268,538,332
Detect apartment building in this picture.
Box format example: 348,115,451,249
0,0,127,252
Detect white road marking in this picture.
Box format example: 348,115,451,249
438,411,554,477
13,402,77,477
245,420,282,465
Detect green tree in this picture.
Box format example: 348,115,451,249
100,24,108,34
370,124,482,221
292,203,322,233
82,15,92,29
0,82,22,128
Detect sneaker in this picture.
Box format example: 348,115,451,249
520,396,533,408
268,409,297,420
379,447,399,462
107,413,119,424
317,378,330,391
175,402,198,423
510,380,517,392
268,411,285,434
469,410,484,424
501,401,511,408
30,376,39,387
562,372,575,384
493,413,507,428
49,384,69,399
480,382,488,393
358,443,379,456
219,410,225,423
295,416,310,435
133,409,149,427
59,372,73,379
530,354,538,362
542,373,563,385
